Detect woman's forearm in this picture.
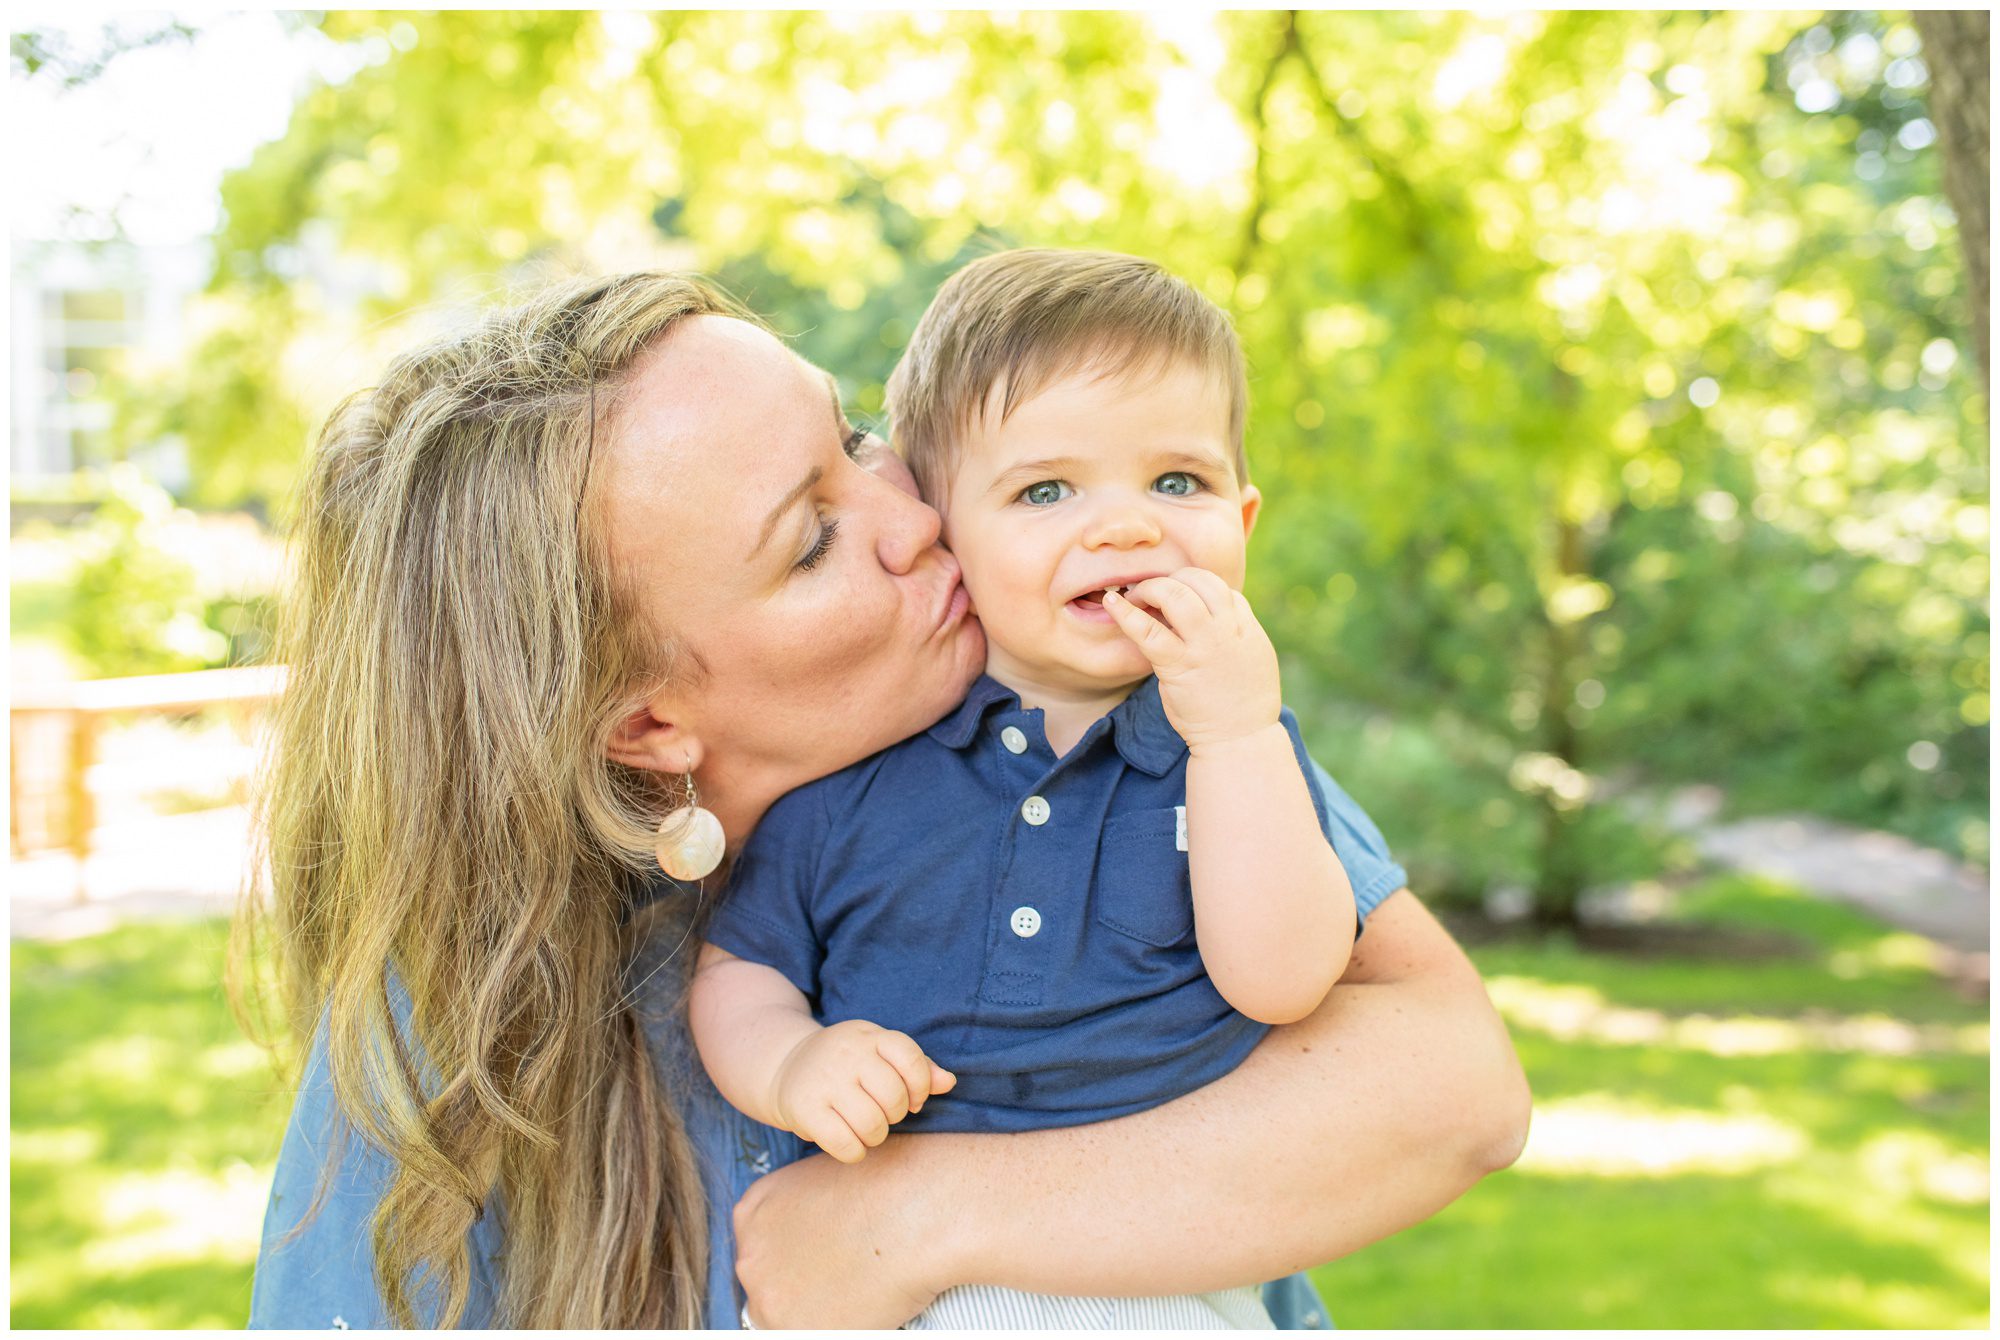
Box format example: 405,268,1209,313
904,889,1526,1296
730,890,1528,1324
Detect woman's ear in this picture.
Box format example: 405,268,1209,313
606,700,705,776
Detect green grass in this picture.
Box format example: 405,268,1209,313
1312,877,1990,1328
10,919,290,1328
10,878,1990,1328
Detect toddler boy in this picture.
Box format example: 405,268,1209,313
691,249,1377,1328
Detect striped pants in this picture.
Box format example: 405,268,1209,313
903,1283,1274,1329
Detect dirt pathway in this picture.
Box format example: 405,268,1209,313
1643,784,1989,953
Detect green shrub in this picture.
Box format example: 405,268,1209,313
14,467,231,678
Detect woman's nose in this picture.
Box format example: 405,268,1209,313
873,471,943,574
857,434,921,502
1082,498,1161,551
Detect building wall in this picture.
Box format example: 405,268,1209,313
11,240,208,490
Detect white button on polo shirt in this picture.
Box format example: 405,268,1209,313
1021,795,1050,825
1010,906,1042,937
1000,726,1028,754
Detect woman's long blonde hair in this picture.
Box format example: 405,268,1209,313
233,272,744,1327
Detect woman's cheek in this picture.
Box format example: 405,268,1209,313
825,557,900,671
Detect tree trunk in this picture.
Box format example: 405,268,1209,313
1912,10,1990,388
1532,516,1589,928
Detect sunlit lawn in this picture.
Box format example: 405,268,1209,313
9,918,283,1329
11,877,1989,1328
1314,877,1991,1329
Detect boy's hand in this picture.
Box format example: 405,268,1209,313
771,1020,957,1164
1104,567,1281,753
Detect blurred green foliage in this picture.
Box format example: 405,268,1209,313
66,9,1987,910
11,467,235,677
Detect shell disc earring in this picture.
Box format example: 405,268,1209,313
655,765,724,882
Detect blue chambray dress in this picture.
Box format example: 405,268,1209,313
247,756,1385,1329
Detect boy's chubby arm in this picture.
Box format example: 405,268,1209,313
1184,722,1356,1022
689,942,955,1163
1105,569,1356,1025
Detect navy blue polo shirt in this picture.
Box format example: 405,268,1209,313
706,674,1404,1135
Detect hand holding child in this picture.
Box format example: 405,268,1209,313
1103,567,1282,753
771,1019,956,1164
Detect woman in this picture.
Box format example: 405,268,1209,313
242,271,1528,1329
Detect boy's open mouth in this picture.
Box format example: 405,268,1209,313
1066,584,1145,621
1064,574,1164,622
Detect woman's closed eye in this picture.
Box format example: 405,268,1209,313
1019,480,1074,507
797,515,840,571
794,429,870,572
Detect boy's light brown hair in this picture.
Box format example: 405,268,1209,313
886,248,1249,504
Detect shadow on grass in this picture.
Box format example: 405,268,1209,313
1314,1166,1988,1328
10,877,1989,1329
11,1252,255,1330
1454,876,1988,1022
1313,876,1989,1329
12,920,293,1171
11,919,288,1329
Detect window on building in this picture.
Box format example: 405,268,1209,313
28,288,143,474
59,290,131,325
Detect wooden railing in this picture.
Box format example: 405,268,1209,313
9,665,288,899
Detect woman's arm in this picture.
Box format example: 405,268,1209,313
732,888,1530,1327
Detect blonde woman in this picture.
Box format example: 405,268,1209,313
241,272,1528,1329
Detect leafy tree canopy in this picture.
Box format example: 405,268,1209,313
87,9,1988,907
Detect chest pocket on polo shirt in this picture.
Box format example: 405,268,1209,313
1093,807,1196,947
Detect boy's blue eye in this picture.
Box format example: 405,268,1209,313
1021,480,1072,506
1154,472,1202,497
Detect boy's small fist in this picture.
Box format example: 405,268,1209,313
772,1020,956,1164
1103,567,1280,750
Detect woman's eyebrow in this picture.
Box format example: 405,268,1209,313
821,370,847,434
751,466,823,558
747,371,846,562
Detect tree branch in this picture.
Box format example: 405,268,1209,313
1286,12,1434,261
1911,10,1990,389
1235,12,1298,279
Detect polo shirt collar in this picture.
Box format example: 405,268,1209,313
926,673,1188,778
925,673,1020,748
1104,675,1188,777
